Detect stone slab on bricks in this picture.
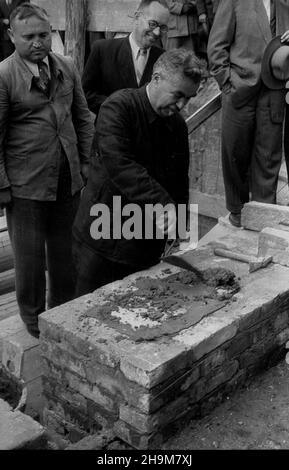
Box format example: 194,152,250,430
0,315,41,382
39,222,289,448
0,407,46,450
258,227,289,265
242,201,289,232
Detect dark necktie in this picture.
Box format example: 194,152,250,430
37,60,50,96
270,0,276,37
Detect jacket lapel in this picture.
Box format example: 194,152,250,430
118,37,138,88
255,0,273,43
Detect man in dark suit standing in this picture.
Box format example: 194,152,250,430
208,0,289,228
0,0,26,60
82,0,170,118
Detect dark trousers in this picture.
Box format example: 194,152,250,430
221,87,283,213
6,185,80,336
73,238,140,298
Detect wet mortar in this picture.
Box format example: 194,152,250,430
83,267,240,342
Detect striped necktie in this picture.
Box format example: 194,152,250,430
37,60,50,96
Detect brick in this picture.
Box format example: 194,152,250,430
251,318,273,344
43,408,87,443
226,333,252,359
258,227,289,265
40,339,87,377
242,201,289,231
25,376,46,421
238,293,289,332
199,348,226,376
64,369,118,413
0,408,46,450
0,314,25,339
0,327,40,382
239,336,276,369
175,316,238,361
276,327,289,345
195,360,239,402
65,430,115,450
119,341,188,389
40,321,120,368
118,360,238,435
114,420,163,450
274,311,289,332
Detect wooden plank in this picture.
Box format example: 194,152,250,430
51,31,64,55
189,190,227,219
34,0,138,32
88,0,137,32
33,0,66,30
64,0,87,73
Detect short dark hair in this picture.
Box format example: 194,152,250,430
10,2,49,27
153,48,206,85
136,0,169,12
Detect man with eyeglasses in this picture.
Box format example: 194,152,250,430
82,0,170,119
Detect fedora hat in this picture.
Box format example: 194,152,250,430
261,35,289,89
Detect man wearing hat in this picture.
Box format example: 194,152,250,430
208,0,289,228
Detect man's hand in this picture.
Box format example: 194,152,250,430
80,163,89,186
281,30,289,43
155,206,177,240
199,14,209,37
0,188,11,209
182,2,196,15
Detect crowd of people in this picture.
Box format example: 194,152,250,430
0,0,289,339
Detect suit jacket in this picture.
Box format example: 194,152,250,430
0,51,94,200
73,87,189,267
82,36,164,116
167,0,209,37
207,0,289,108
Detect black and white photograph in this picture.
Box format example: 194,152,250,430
0,0,289,457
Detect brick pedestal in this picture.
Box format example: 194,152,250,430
39,226,289,448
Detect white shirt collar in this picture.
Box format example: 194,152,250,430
129,33,150,59
22,55,50,78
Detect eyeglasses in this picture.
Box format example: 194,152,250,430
146,19,168,33
130,12,169,33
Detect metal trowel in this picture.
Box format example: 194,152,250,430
161,254,205,281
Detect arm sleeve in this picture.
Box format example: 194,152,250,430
207,0,236,89
196,0,207,16
168,0,185,15
71,61,95,165
82,42,108,116
96,95,175,207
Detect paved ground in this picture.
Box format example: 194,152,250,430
162,360,289,450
